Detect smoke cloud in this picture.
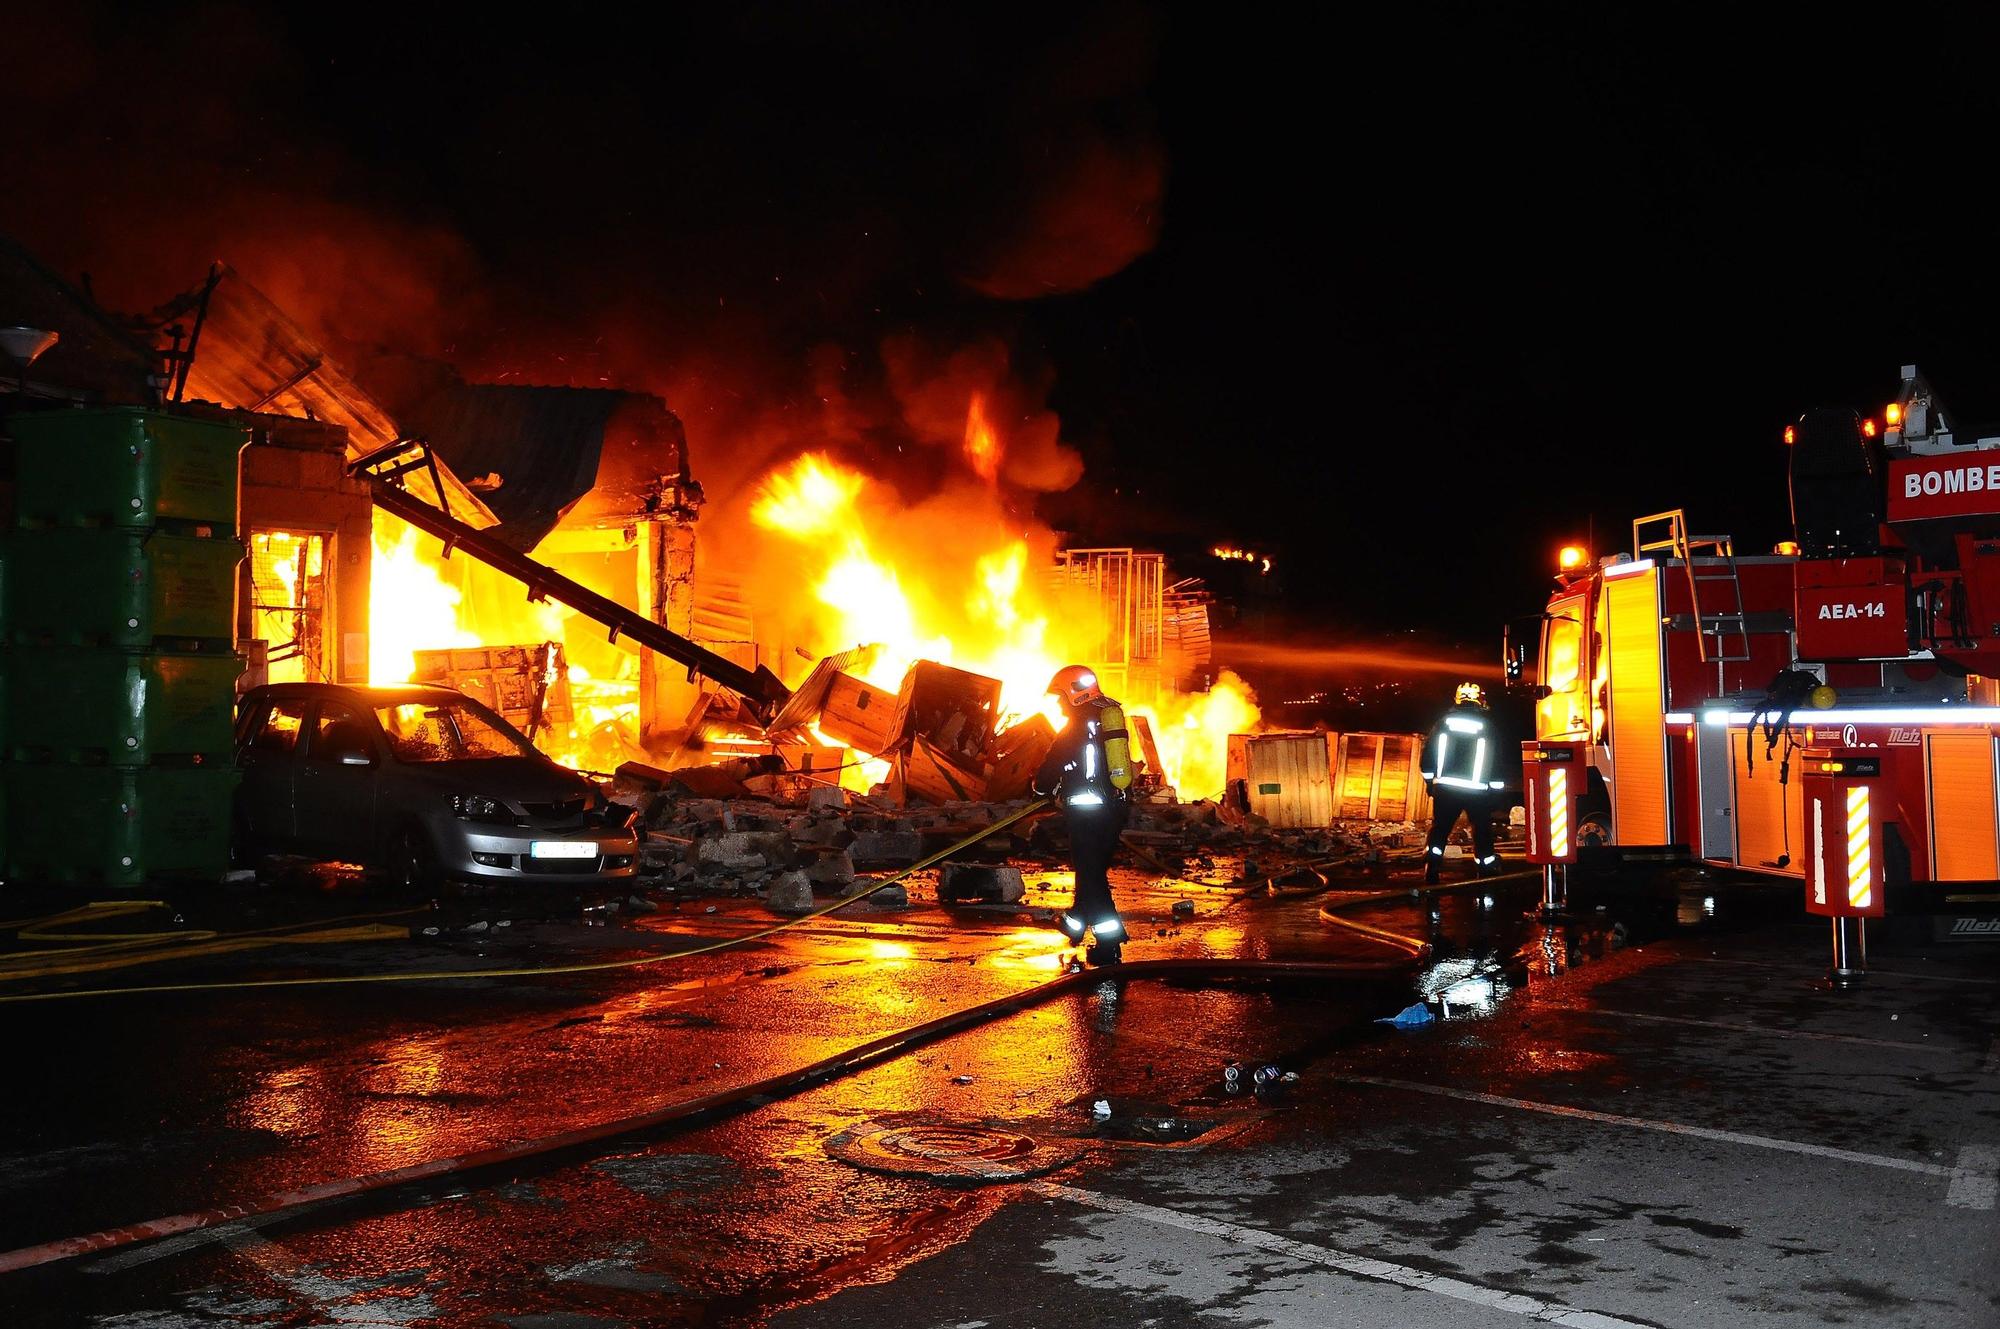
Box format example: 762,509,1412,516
0,5,1162,518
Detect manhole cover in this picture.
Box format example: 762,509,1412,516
824,1121,1084,1184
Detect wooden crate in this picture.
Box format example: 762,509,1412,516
895,736,988,806
1331,731,1432,823
819,670,897,754
985,714,1055,800
1225,729,1433,827
413,643,573,736
891,661,1003,764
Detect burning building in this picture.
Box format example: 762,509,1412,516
2,240,1257,805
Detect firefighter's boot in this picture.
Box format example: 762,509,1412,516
1087,916,1126,966
1423,848,1443,885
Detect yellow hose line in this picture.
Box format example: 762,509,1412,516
0,906,432,978
0,900,171,930
0,926,412,980
0,800,1053,1004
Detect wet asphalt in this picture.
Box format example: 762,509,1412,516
0,861,1993,1328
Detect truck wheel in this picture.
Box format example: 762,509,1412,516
1577,808,1612,849
388,826,442,895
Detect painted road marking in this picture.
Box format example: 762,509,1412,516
221,1228,349,1301
219,1227,435,1324
1034,1181,1650,1328
1340,1076,1959,1182
1589,1008,1955,1054
1693,956,1999,985
1947,1145,1999,1211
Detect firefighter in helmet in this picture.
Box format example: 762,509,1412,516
1421,681,1506,884
1031,665,1135,964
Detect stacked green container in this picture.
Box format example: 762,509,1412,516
3,408,247,887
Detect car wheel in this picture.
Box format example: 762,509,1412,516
389,826,442,895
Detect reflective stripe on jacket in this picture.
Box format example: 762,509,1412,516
1421,704,1506,791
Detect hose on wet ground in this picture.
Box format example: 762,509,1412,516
0,812,1456,1271
0,904,432,982
0,950,1418,1277
0,800,1056,1004
1316,869,1541,956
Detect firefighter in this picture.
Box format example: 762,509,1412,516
1421,681,1507,884
1030,665,1135,964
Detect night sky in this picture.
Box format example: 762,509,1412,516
7,6,2000,652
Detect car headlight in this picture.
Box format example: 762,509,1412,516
449,793,515,824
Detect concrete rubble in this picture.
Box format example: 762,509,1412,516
598,659,1452,917
613,755,1431,919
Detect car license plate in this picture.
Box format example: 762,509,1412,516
529,841,597,860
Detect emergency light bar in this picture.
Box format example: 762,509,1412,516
1698,706,2000,726
1814,757,1881,776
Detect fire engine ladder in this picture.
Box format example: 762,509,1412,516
353,439,792,724
1633,509,1751,672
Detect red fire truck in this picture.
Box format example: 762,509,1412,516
1509,365,2000,941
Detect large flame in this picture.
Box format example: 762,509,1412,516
963,393,1002,484
369,515,479,682
367,512,634,769
748,447,1260,797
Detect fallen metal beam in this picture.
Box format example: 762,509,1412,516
362,452,790,722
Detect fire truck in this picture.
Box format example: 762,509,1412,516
1508,365,2000,941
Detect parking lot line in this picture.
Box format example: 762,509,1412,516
1587,1008,1956,1054
1947,1145,1999,1211
1033,1181,1650,1328
1690,956,2000,985
217,1228,357,1311
1339,1076,1957,1180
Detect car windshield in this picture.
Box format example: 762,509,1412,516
373,700,536,763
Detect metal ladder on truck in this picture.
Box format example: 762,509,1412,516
353,439,792,724
1633,510,1751,682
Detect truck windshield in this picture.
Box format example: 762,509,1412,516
374,701,535,763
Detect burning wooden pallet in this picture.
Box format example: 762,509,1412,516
757,655,1065,809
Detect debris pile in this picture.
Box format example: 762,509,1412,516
611,758,1426,918
597,655,1440,917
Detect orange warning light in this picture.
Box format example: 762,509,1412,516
1558,545,1587,572
1885,402,1903,426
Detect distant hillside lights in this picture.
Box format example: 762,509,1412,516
1211,545,1272,574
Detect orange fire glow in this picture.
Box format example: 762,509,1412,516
963,393,1002,484
369,515,480,683
368,511,638,768
748,447,1260,797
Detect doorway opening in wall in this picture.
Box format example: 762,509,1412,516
247,529,333,683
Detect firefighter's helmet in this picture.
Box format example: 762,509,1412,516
1455,681,1487,707
1047,665,1103,706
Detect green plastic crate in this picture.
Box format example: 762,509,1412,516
4,763,238,886
8,528,242,648
6,647,241,763
9,408,243,530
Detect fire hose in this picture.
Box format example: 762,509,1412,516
0,804,1449,1271
0,949,1419,1275
0,903,426,984
0,799,1058,1004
